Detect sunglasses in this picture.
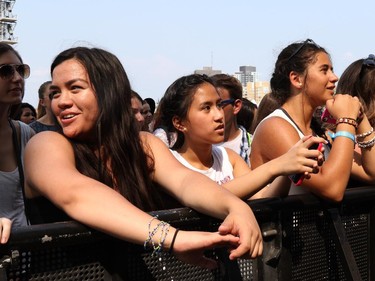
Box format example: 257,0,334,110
363,54,375,67
287,39,320,61
220,98,236,108
0,64,30,80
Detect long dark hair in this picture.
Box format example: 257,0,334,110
337,58,375,127
50,47,162,211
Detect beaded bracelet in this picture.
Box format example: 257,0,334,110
336,117,358,129
356,127,374,139
328,131,356,144
357,135,375,149
144,216,171,255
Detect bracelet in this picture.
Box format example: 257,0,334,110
356,127,374,138
144,216,171,255
169,229,180,254
357,135,375,149
328,131,356,144
336,117,358,129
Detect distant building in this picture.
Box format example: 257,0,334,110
244,81,270,104
238,66,256,87
0,0,17,44
194,66,221,76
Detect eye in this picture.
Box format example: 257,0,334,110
49,91,60,100
202,105,211,111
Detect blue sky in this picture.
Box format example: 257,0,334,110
12,0,375,108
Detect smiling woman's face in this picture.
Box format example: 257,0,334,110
50,59,99,141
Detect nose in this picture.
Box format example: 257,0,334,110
12,68,23,82
214,105,224,122
330,72,339,83
135,112,145,124
56,91,73,109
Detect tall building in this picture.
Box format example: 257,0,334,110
238,65,256,87
0,0,17,44
194,66,221,76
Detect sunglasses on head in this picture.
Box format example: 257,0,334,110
287,39,320,61
363,54,375,67
0,64,30,80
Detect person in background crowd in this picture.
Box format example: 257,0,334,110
211,74,252,166
10,102,36,124
0,43,33,244
335,54,375,186
141,100,153,132
29,81,59,133
130,90,145,130
237,98,257,136
250,93,280,134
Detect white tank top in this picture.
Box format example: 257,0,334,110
170,145,234,185
256,109,312,195
0,121,33,227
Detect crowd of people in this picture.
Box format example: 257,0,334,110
1,39,374,269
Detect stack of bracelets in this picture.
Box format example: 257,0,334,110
330,117,375,149
356,127,375,148
144,216,179,256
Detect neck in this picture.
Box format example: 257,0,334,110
282,94,315,135
224,122,240,142
37,110,56,125
177,140,213,170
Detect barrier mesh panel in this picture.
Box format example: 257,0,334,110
286,206,369,281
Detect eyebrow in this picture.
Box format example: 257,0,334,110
50,78,88,90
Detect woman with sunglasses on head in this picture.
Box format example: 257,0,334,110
154,74,325,200
250,39,375,202
0,43,33,244
24,46,264,269
335,54,375,186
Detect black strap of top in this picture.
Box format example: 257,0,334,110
279,108,306,135
9,119,29,225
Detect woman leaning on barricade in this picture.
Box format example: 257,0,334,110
23,46,262,269
250,39,375,202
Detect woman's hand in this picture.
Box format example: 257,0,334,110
326,94,361,120
172,230,240,269
0,218,12,244
276,135,326,176
218,207,263,260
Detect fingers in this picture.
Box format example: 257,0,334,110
0,218,12,244
326,95,361,119
228,231,263,260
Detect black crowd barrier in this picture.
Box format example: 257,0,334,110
0,186,374,281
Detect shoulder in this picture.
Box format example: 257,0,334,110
26,131,73,157
18,120,35,137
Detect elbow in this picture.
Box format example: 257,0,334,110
318,184,345,203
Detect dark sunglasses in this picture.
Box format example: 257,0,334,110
0,64,30,80
220,98,235,107
287,39,320,61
